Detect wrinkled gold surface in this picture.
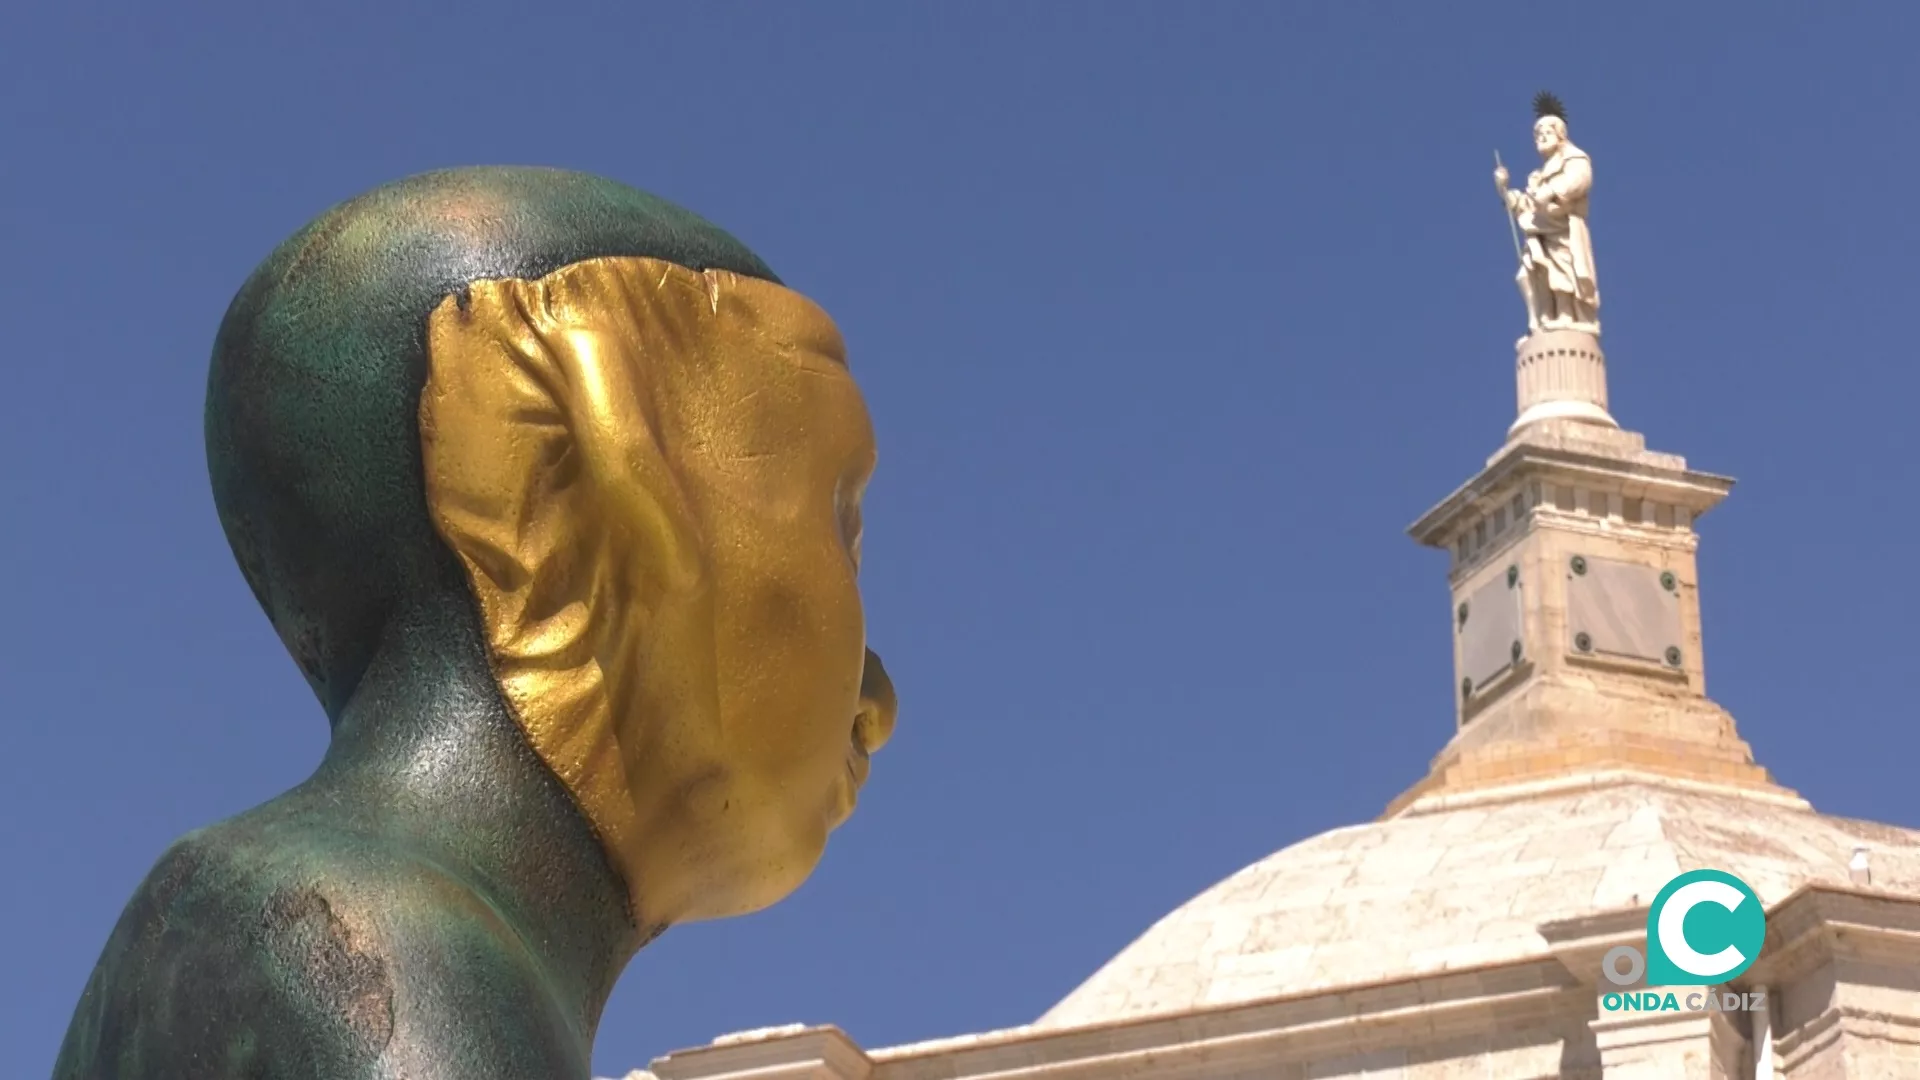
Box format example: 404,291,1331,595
420,257,894,926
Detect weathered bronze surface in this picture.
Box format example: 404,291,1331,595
53,167,896,1080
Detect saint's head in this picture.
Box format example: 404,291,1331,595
205,167,897,927
1532,91,1570,157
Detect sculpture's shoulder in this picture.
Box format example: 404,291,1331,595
52,814,587,1080
1543,148,1591,179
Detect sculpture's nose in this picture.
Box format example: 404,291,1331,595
853,648,898,755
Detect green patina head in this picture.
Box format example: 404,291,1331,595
206,167,779,718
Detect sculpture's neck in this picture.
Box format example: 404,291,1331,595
302,583,646,1038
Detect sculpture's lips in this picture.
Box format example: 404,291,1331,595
828,741,871,830
838,692,887,824
846,713,874,790
850,704,886,761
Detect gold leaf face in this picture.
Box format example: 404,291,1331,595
421,257,895,925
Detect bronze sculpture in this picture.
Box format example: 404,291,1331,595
53,167,898,1079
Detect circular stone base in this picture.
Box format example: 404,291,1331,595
1510,399,1618,435
1512,328,1616,436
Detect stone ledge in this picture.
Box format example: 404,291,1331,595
877,961,1579,1079
651,1026,873,1080
1386,754,1797,820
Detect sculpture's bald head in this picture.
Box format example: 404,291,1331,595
208,167,896,924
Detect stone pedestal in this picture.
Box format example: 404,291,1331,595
1514,329,1616,435
1392,403,1795,817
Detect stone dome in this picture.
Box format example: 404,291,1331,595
1037,777,1920,1030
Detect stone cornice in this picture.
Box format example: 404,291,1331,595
645,887,1920,1080
1408,437,1733,551
870,962,1579,1080
1742,883,1920,989
651,1025,873,1080
651,961,1584,1080
1386,765,1808,820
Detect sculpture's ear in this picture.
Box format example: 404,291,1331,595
418,260,718,860
420,272,695,681
421,260,713,593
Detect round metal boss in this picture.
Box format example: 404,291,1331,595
1665,645,1683,667
1570,555,1588,575
1461,677,1473,699
1510,640,1523,663
1506,564,1519,587
1660,570,1677,592
1574,631,1593,653
1457,602,1469,628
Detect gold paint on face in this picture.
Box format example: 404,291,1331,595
419,257,896,925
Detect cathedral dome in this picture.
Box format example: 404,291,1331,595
1037,779,1920,1030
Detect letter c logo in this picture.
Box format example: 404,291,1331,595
1644,870,1766,986
1656,879,1748,978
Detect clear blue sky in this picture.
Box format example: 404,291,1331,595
4,4,1916,1075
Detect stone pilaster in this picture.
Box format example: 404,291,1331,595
1756,889,1920,1078
1591,1001,1746,1079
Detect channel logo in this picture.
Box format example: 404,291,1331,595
1598,869,1768,1013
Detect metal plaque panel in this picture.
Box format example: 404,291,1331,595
1459,573,1523,690
1567,556,1682,664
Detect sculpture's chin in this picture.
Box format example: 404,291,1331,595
673,853,826,925
656,798,835,926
